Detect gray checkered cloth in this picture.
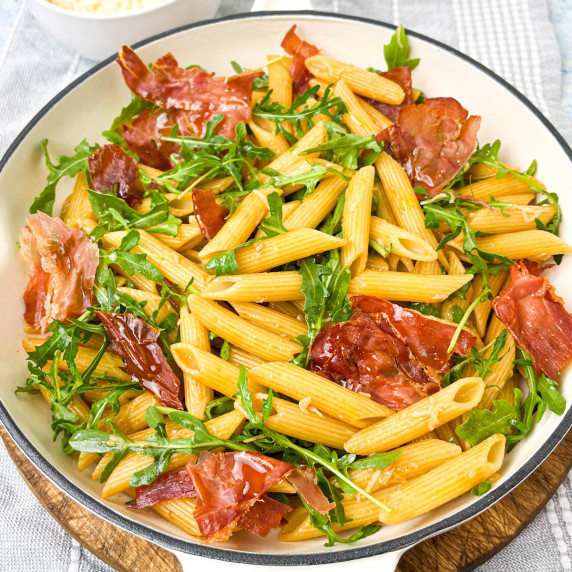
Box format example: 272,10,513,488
1,1,572,570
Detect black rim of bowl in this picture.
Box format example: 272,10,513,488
2,9,572,566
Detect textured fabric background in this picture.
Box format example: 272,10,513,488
1,0,572,570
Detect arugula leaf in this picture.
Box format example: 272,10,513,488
383,25,420,71
471,481,492,496
203,396,235,421
230,60,269,90
260,163,348,197
408,302,440,318
157,115,273,195
253,85,347,144
89,188,182,236
456,398,519,446
31,139,99,215
451,305,465,323
293,252,353,367
69,405,252,486
445,331,508,387
108,94,153,133
258,191,287,237
205,192,288,276
369,239,393,258
302,122,383,170
348,450,402,470
320,193,346,236
99,230,163,282
537,374,566,415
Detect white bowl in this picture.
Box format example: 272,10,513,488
1,11,572,571
27,0,222,61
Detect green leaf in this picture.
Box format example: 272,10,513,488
101,229,164,281
383,25,420,71
89,188,182,236
409,302,440,319
456,399,518,446
145,406,166,432
302,122,383,170
31,139,99,215
471,480,492,496
69,429,128,454
349,450,402,470
451,305,465,323
236,365,260,424
203,396,235,421
537,374,566,415
230,60,269,90
258,192,288,237
108,95,153,133
253,85,347,144
320,193,346,236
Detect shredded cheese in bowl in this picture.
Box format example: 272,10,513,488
47,0,168,14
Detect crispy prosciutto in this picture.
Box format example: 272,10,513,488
95,312,183,410
310,295,477,410
186,451,293,541
123,108,180,171
237,495,293,537
493,262,572,380
117,46,262,141
365,66,414,123
130,469,196,510
377,97,481,197
20,213,98,333
286,467,335,515
87,144,141,207
280,25,319,95
192,188,229,240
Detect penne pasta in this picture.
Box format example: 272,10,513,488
467,205,556,233
344,377,485,455
341,166,375,275
61,171,95,229
305,55,405,104
231,302,307,340
179,306,213,419
348,270,473,303
280,434,505,540
187,295,301,361
199,187,282,260
283,175,349,231
232,228,346,274
171,344,265,397
226,344,266,369
369,216,438,261
476,230,572,261
104,229,210,289
247,361,392,428
200,272,305,302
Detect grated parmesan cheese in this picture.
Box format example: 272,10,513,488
47,0,167,14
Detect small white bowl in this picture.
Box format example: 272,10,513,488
27,0,222,61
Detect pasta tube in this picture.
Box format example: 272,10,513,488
344,377,485,455
248,361,392,428
348,270,473,303
341,166,375,275
187,295,301,361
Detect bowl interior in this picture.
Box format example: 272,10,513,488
31,0,181,19
1,13,572,562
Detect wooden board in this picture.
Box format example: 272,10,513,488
2,423,572,572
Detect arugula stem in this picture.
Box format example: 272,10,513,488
447,288,489,353
282,436,393,513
